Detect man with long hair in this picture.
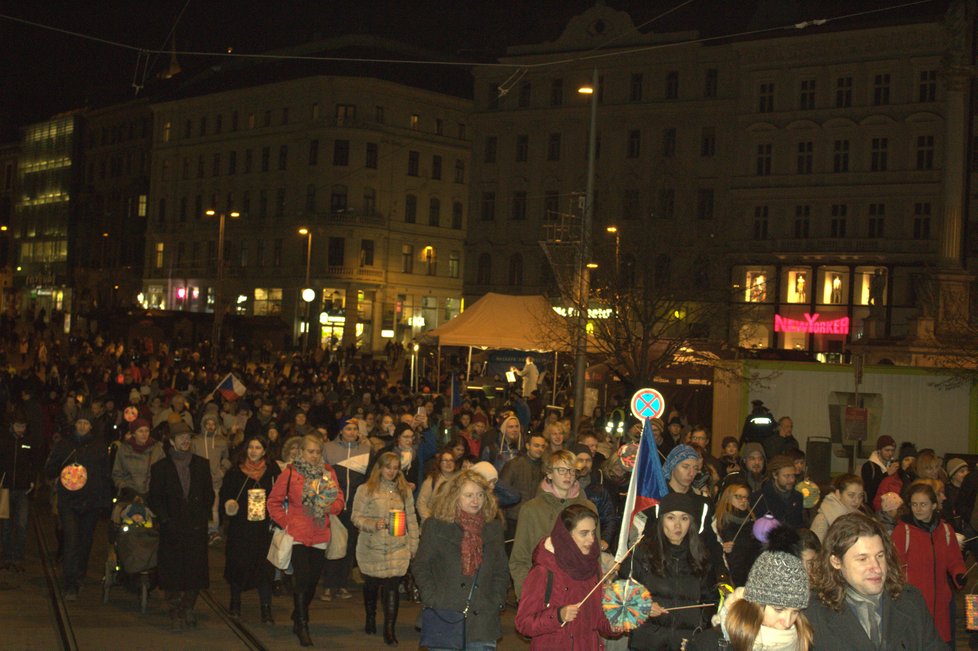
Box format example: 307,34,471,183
804,512,944,650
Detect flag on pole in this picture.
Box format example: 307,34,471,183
449,373,462,411
215,372,247,401
615,417,669,562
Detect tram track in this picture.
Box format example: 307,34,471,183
31,509,269,651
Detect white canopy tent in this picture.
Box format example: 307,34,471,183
420,293,573,401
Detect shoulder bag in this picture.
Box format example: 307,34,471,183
419,562,481,650
267,469,294,570
326,513,348,560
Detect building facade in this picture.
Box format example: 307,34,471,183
143,74,470,351
75,100,153,312
12,112,82,323
467,3,966,361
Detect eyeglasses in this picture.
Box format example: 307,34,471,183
551,467,575,476
732,494,750,501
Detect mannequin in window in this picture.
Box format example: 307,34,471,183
795,274,807,303
830,275,842,304
869,268,886,319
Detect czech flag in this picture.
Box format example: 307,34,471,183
216,373,247,401
615,417,668,562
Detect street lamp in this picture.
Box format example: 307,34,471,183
205,209,240,357
606,226,620,279
298,228,314,352
572,68,598,436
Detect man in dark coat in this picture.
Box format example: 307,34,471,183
762,416,799,460
44,409,110,600
751,454,804,529
805,512,945,650
571,444,620,555
0,412,38,570
148,422,215,631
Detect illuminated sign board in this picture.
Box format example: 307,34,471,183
774,313,849,335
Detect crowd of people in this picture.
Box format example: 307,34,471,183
0,337,972,650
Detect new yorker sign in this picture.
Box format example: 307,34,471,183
774,313,850,335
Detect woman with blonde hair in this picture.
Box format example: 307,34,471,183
713,482,761,587
352,451,419,646
414,470,509,650
267,434,345,646
416,449,459,523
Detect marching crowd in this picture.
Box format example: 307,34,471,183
0,337,972,650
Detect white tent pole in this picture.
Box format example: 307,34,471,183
466,346,473,382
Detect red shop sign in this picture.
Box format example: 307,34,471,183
774,313,850,335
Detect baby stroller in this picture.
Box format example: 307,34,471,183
102,499,159,613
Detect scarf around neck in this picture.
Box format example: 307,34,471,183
457,509,484,576
846,586,882,646
549,514,600,581
292,457,338,525
241,458,266,482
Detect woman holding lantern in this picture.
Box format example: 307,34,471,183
352,451,420,646
219,433,281,623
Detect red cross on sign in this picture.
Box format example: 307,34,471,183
630,388,665,421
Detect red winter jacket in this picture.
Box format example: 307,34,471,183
267,465,345,547
892,516,965,643
515,536,614,651
873,471,907,512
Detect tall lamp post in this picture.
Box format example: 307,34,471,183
572,68,598,436
606,226,620,286
298,228,314,353
206,209,239,358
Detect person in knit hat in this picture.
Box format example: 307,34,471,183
860,435,896,506
111,417,164,500
751,454,803,529
872,442,917,511
663,444,700,493
689,525,813,650
741,441,767,493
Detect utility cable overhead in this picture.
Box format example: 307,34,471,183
0,0,944,74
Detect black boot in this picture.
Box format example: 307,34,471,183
166,592,184,632
363,583,379,634
182,590,199,628
292,592,313,647
229,591,241,619
260,602,275,625
382,586,399,646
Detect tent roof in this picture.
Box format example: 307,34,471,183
421,293,570,351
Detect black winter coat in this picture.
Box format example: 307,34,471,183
715,515,761,587
752,479,804,529
626,538,716,650
45,432,111,511
583,480,621,552
148,452,214,591
0,429,38,491
413,517,510,645
219,463,280,589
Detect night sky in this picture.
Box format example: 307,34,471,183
0,0,950,139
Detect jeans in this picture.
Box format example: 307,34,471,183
429,644,496,651
0,489,30,562
60,504,100,590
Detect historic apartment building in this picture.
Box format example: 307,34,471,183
75,99,153,312
143,47,471,352
467,2,965,362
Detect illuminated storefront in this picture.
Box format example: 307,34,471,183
733,263,892,360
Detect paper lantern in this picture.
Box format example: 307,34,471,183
602,579,651,632
60,463,88,491
123,406,139,423
796,480,821,509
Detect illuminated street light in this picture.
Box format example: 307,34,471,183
606,226,620,278
298,228,314,353
206,209,240,357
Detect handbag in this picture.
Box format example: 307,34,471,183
0,473,9,520
419,563,481,650
267,469,293,570
326,514,348,560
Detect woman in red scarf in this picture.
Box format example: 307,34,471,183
219,434,281,624
515,504,615,650
414,470,510,650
